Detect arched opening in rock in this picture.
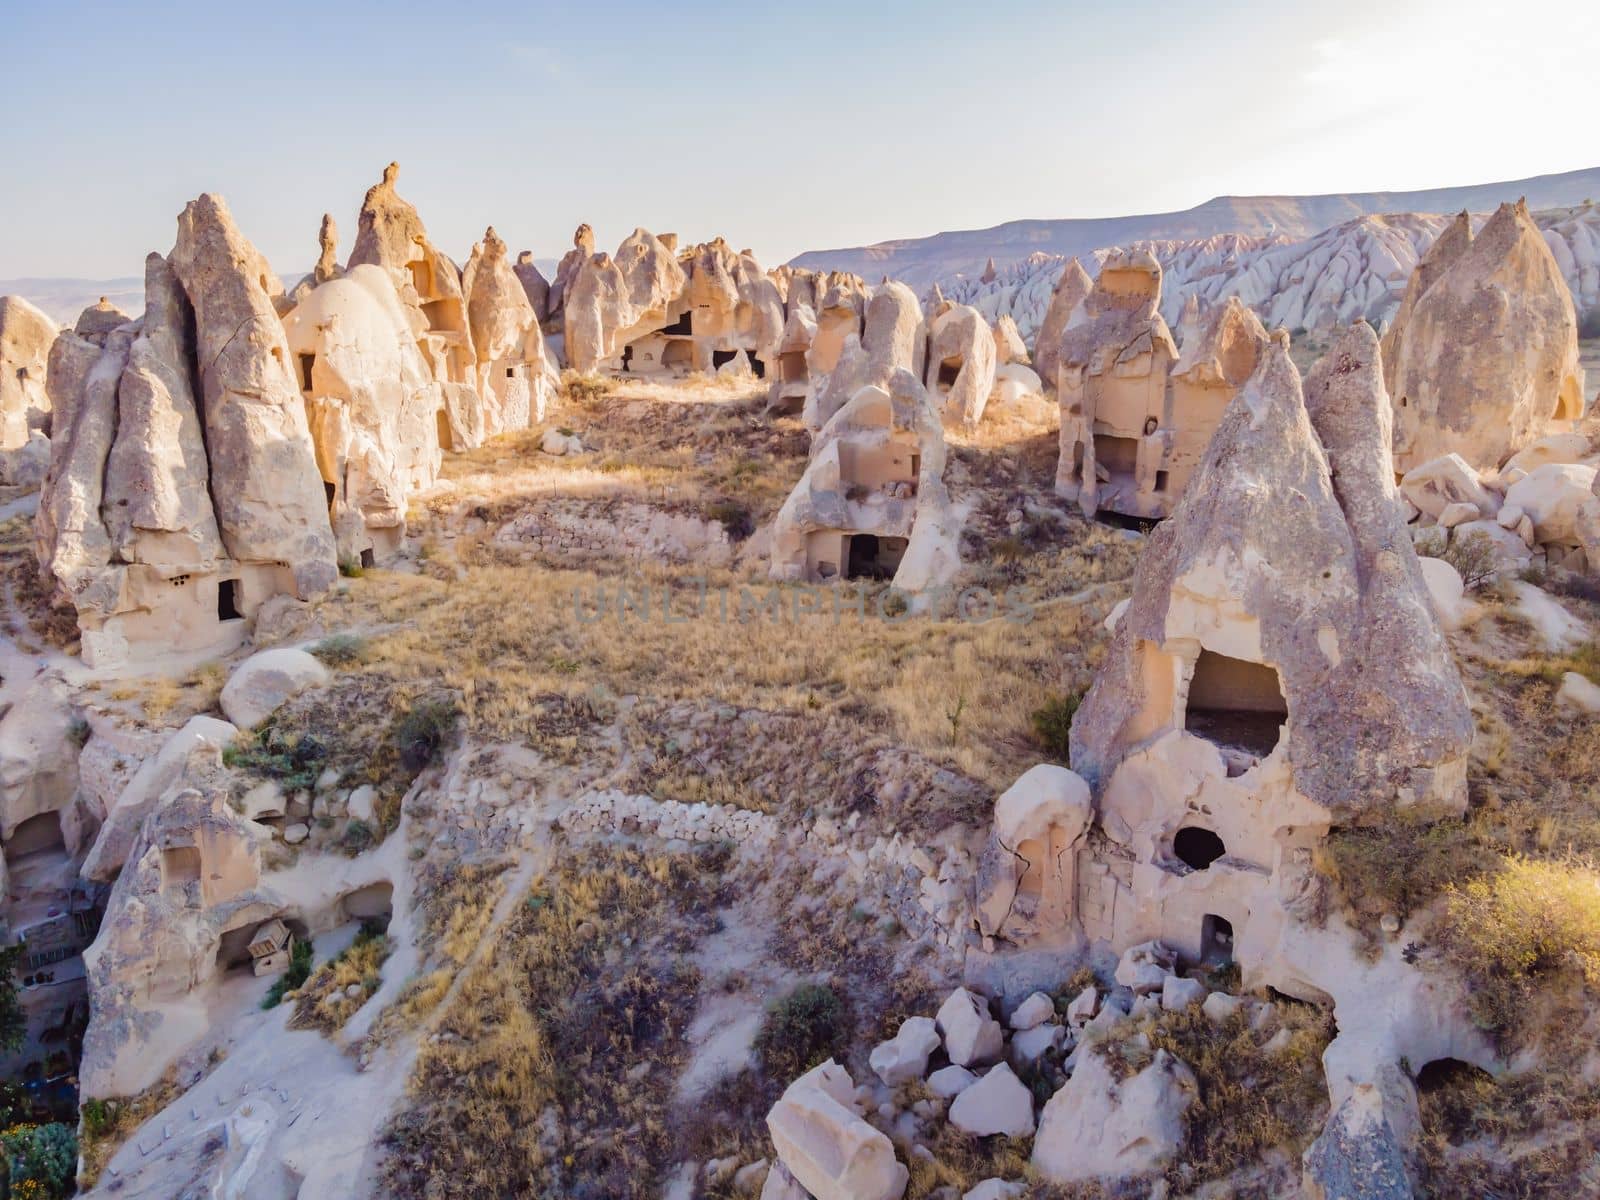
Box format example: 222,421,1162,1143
360,548,376,570
779,350,806,384
1184,650,1287,757
937,357,963,389
297,353,315,393
1414,1057,1492,1095
340,881,394,932
1093,435,1139,476
435,408,452,451
216,923,259,972
1174,826,1226,871
1200,913,1234,965
844,534,908,581
7,812,65,860
662,340,694,371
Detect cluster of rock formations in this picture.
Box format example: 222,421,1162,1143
939,200,1600,346
1041,200,1587,522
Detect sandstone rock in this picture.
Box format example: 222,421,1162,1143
219,648,330,729
1452,520,1532,577
1009,991,1055,1031
1399,453,1498,521
514,250,551,321
0,294,58,454
1417,557,1476,632
169,193,338,597
281,262,445,563
1202,991,1243,1023
1115,940,1177,994
0,675,81,845
806,282,924,431
974,764,1092,938
1504,432,1589,477
1031,258,1092,391
936,988,1003,1068
1033,1048,1195,1184
1065,986,1097,1028
462,226,558,431
240,781,285,822
760,1161,808,1200
927,1065,978,1099
74,297,132,343
1072,324,1473,820
948,1062,1035,1138
283,822,310,845
1436,502,1478,529
770,372,959,595
925,304,997,427
347,784,377,824
1009,1022,1064,1065
81,715,237,881
963,1181,1024,1200
1161,975,1207,1012
1302,1085,1413,1200
991,315,1028,366
869,1016,941,1086
766,1061,908,1200
1503,463,1598,545
1557,671,1600,713
1385,203,1585,472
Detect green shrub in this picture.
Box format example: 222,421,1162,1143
392,696,459,771
262,937,315,1010
754,983,848,1080
1,1121,77,1197
338,557,365,578
341,819,375,855
703,499,754,540
1031,692,1082,763
223,727,327,792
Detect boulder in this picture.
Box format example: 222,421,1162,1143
346,784,377,823
1161,975,1207,1012
1065,986,1097,1028
219,648,330,729
927,1065,978,1099
1009,1023,1064,1066
1032,1049,1197,1184
1398,453,1497,521
1450,520,1531,575
868,1016,941,1086
964,1181,1024,1200
1436,502,1478,529
1504,432,1590,476
766,1061,908,1200
935,988,1004,1068
925,304,997,427
1009,991,1055,1031
1557,672,1600,714
759,1161,808,1200
948,1062,1035,1138
1503,463,1599,545
0,675,81,845
1202,991,1243,1023
1114,940,1177,994
1417,557,1477,632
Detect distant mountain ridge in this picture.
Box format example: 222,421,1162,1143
789,165,1600,287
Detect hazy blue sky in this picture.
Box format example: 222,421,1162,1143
3,0,1595,278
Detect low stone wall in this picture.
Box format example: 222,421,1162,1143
494,499,733,567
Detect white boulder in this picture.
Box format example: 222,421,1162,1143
1161,975,1207,1012
1504,463,1599,545
1557,672,1600,714
1114,940,1177,994
219,648,329,729
1032,1049,1197,1184
1417,557,1477,632
868,1016,941,1087
1009,991,1055,1031
927,1065,978,1099
936,988,1004,1069
766,1061,908,1200
948,1062,1036,1139
1399,453,1498,521
1010,1023,1064,1066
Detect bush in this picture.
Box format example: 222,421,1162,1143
1,1121,77,1198
754,983,848,1081
703,499,754,540
1443,530,1500,593
340,819,375,855
223,727,327,793
1436,855,1600,1044
262,937,315,1010
393,696,459,771
1031,692,1082,763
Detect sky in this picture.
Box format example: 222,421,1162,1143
2,0,1596,280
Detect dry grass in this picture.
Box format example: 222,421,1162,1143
77,1071,188,1187
380,844,724,1199
0,515,78,651
321,558,1119,794
289,927,392,1033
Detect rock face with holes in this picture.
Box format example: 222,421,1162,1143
36,197,337,668
770,371,960,594
924,303,997,427
462,226,559,433
804,282,927,432
1054,249,1180,518
280,263,444,564
1383,202,1585,472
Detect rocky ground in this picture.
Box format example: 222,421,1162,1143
3,370,1598,1198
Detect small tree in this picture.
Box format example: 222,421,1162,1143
0,942,27,1054
1442,530,1500,593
